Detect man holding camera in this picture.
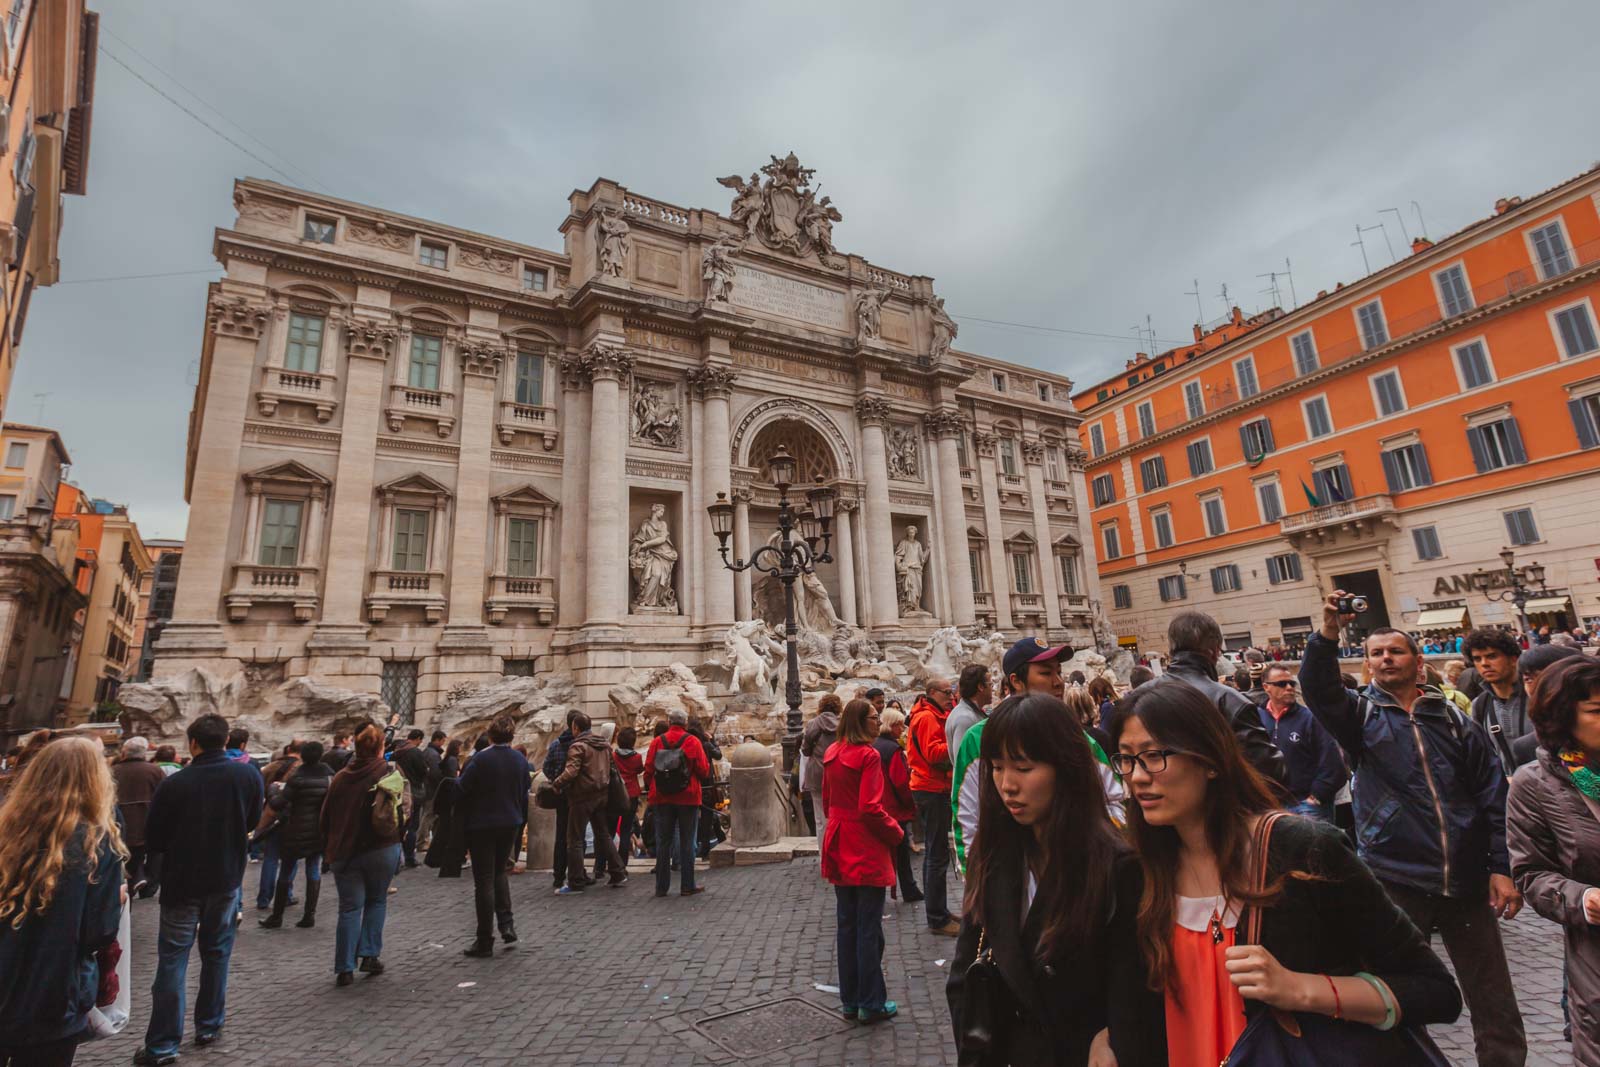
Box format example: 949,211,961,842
1300,589,1526,1067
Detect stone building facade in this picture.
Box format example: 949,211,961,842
157,160,1098,716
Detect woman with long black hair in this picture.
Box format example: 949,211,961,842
946,693,1165,1066
1111,679,1460,1066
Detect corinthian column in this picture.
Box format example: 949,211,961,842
926,410,976,626
856,396,898,629
1023,438,1062,631
583,344,633,626
731,488,752,621
834,498,858,626
556,355,591,629
690,365,738,629
444,343,504,626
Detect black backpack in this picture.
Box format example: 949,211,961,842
653,735,692,794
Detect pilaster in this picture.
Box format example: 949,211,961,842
972,431,1012,630
856,395,899,630
925,410,975,626
583,343,634,629
1023,438,1062,631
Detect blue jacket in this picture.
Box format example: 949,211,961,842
1254,701,1347,808
542,730,573,781
1300,632,1509,898
146,749,264,902
0,831,122,1046
458,744,531,832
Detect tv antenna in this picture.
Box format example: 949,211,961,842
31,392,50,423
1410,200,1428,240
1256,269,1283,309
1351,224,1390,275
1380,207,1412,247
1183,279,1203,325
1216,282,1231,314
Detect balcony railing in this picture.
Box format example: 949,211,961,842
365,569,446,623
225,562,320,622
256,365,339,421
1010,592,1044,617
485,573,556,625
1279,493,1396,535
386,383,456,436
495,399,559,449
1059,592,1090,616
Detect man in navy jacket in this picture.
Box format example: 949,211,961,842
135,714,263,1066
459,715,531,958
1257,663,1346,819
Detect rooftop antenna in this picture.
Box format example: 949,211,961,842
31,392,50,423
1256,269,1283,309
1410,200,1428,240
1283,258,1298,309
1370,220,1397,265
1216,282,1231,315
1351,225,1373,275
1184,279,1203,325
1380,207,1412,247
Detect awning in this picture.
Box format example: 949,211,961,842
1118,635,1139,648
1524,596,1573,615
1416,606,1468,629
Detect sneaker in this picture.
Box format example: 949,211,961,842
555,885,584,895
195,1031,220,1047
930,919,961,937
859,1001,898,1024
607,873,629,888
132,1050,178,1066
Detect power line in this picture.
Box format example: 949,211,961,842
56,269,217,286
952,312,1188,349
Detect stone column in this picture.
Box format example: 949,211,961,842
856,396,898,629
731,488,752,621
240,486,264,564
925,411,976,626
1065,446,1105,607
972,432,1012,630
556,355,591,629
690,366,737,630
302,486,326,567
583,344,633,627
834,499,858,626
1023,438,1062,631
443,343,503,627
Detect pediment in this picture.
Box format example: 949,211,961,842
492,484,559,508
242,460,330,488
377,471,452,499
1053,533,1082,551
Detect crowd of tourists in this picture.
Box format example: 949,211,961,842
0,588,1598,1064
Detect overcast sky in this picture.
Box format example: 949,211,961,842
15,0,1600,540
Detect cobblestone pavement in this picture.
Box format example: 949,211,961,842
77,858,1572,1066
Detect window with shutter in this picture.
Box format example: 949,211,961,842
1210,565,1241,593
1469,419,1525,471
1235,357,1259,399
1202,496,1226,536
1240,418,1274,459
392,509,430,571
1089,425,1105,457
1554,304,1599,357
1372,371,1405,417
1504,508,1540,546
1101,525,1121,560
284,314,324,372
1186,439,1213,476
1139,456,1167,491
1303,396,1333,439
1267,552,1302,584
1454,342,1494,389
1112,584,1132,610
1092,474,1115,506
1530,222,1573,279
1312,464,1351,504
258,500,303,567
1435,265,1474,318
1412,526,1443,560
1152,510,1174,549
1137,402,1156,438
1570,395,1600,450
1256,481,1283,524
1158,575,1187,602
1291,332,1318,376
1184,381,1204,419
1382,444,1432,492
1357,301,1388,349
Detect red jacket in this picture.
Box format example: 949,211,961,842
819,740,903,888
870,735,915,823
643,727,710,807
906,697,952,793
613,748,645,799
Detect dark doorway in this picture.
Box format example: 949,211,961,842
1331,569,1391,643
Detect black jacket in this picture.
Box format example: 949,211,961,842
459,744,531,832
268,761,331,860
324,745,352,773
146,750,264,902
393,743,432,804
1148,652,1288,789
1469,686,1536,771
947,849,1166,1066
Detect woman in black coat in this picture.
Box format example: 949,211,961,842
259,741,332,929
425,741,468,878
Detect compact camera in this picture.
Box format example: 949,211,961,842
1335,595,1369,614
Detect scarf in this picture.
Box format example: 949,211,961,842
1559,748,1600,801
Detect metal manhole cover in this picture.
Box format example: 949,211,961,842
694,997,853,1057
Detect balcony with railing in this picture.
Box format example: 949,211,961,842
225,562,320,622
256,364,339,422
1280,493,1399,547
385,383,456,437
1010,592,1045,619
485,573,556,625
1059,592,1091,617
495,400,559,449
365,569,446,623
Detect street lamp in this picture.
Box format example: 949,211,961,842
707,446,834,779
1472,545,1548,635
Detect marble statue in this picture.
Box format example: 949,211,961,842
716,172,764,238
855,287,890,340
887,426,919,480
798,192,842,257
701,236,740,303
930,296,958,362
894,526,928,614
754,530,843,635
725,619,784,697
596,207,631,278
629,504,679,611
631,381,681,448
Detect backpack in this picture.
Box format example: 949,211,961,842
370,767,413,838
653,735,693,795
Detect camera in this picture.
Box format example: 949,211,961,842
1335,595,1369,614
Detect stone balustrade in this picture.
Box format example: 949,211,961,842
485,573,556,625
255,365,339,421
365,568,447,623
495,399,559,449
385,383,456,436
225,562,321,622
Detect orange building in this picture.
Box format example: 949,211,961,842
1074,165,1600,652
55,482,148,718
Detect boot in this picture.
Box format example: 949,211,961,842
258,878,290,928
295,879,320,928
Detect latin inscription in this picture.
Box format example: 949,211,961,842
625,326,694,354
883,379,930,402
731,264,848,329
732,349,852,386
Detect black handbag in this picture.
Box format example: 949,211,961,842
955,926,1006,1067
605,763,631,819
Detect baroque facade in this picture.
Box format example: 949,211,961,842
157,159,1098,715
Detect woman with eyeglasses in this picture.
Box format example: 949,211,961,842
946,694,1165,1066
1110,679,1460,1066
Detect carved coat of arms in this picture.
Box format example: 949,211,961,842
717,153,842,262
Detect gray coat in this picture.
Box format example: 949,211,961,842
1507,751,1600,1061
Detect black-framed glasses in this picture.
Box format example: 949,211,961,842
1264,680,1299,689
1110,749,1184,777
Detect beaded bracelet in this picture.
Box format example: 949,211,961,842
1355,971,1398,1031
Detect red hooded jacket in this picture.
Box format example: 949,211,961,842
906,697,952,794
819,740,903,888
643,726,710,807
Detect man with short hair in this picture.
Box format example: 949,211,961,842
458,716,531,957
906,677,959,935
1301,591,1526,1067
224,727,252,764
417,730,446,850
542,709,582,888
324,731,352,772
946,665,991,877
945,664,991,757
865,688,886,715
134,715,264,1066
551,712,627,893
1257,665,1344,821
1465,627,1536,771
111,736,166,897
644,708,711,898
392,729,432,868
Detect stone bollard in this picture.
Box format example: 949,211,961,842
524,775,559,873
728,740,785,847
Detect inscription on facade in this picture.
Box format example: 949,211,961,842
731,264,848,329
732,349,852,386
883,379,930,402
625,326,694,354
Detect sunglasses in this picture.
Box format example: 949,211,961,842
1264,680,1299,688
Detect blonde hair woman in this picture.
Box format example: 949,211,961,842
0,736,127,1065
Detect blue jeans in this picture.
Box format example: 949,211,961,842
144,889,240,1055
913,789,952,927
834,885,888,1013
256,832,299,909
1288,799,1333,822
653,804,699,894
332,843,401,974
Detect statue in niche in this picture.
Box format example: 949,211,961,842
855,287,890,340
596,207,632,278
754,529,842,635
894,525,929,615
631,381,681,448
629,504,679,612
929,296,958,362
886,426,919,480
701,236,740,303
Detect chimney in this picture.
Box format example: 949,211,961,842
1134,352,1149,364
1494,198,1510,215
1316,289,1328,299
1230,306,1244,326
1411,236,1434,254
1193,323,1204,342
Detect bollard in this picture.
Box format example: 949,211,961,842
728,741,785,847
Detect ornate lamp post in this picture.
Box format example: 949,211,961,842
706,444,835,777
1470,546,1548,635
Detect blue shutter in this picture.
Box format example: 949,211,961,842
1381,451,1402,493
1261,419,1276,452
1414,444,1433,486
1503,419,1527,464
1239,424,1254,457
1571,398,1600,450
1466,426,1490,472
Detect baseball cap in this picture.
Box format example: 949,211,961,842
1002,636,1074,681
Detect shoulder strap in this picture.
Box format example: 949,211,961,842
1241,811,1284,946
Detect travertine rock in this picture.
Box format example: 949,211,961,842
116,669,390,752
607,664,715,733
432,673,580,754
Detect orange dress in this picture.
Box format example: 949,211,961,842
1165,895,1247,1067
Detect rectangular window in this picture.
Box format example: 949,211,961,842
1038,382,1051,402
968,549,984,593
391,508,430,571
992,372,1007,392
1202,495,1227,536
1101,524,1121,560
1266,552,1303,584
1112,584,1132,610
957,432,970,470
1235,356,1259,399
1530,221,1573,279
1256,480,1283,524
1302,396,1333,439
1058,554,1080,595
514,351,544,406
258,499,303,567
503,658,538,677
1088,424,1105,458
1010,553,1034,595
1504,508,1540,546
999,438,1019,476
1454,341,1494,389
1381,443,1434,492
303,216,336,243
3,442,26,467
1435,264,1473,318
1554,303,1599,358
284,313,324,373
419,240,448,269
380,660,419,724
1183,380,1204,419
1211,564,1242,593
1291,331,1318,376
1152,509,1174,549
1570,393,1600,449
1412,526,1443,560
1046,446,1063,482
13,110,34,188
1312,464,1352,504
0,495,14,520
1371,370,1405,417
506,518,539,577
522,265,548,291
1092,473,1115,507
1186,438,1213,477
1136,401,1156,438
1467,418,1527,472
1239,417,1275,459
408,334,442,390
1139,455,1168,492
1357,300,1389,349
1158,575,1187,602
